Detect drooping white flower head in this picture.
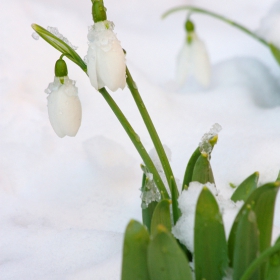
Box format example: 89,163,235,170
86,20,126,92
176,32,211,88
45,76,82,138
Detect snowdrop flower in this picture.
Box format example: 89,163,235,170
86,20,126,91
45,59,82,138
176,20,211,88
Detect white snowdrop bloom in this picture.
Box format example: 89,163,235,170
86,20,126,91
176,33,211,88
45,76,82,138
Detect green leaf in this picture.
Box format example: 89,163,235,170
231,172,259,202
266,237,280,280
194,187,228,280
142,201,158,233
148,225,193,280
275,170,280,182
170,176,181,225
232,207,260,280
228,182,280,277
182,147,201,190
270,44,280,66
192,154,215,184
31,24,87,72
240,237,280,280
121,220,150,280
150,199,171,237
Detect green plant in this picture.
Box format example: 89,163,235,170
31,1,280,279
121,137,280,279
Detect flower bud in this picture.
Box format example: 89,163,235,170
86,20,126,92
45,61,82,138
176,32,211,88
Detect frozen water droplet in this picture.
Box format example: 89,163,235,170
46,26,78,50
32,32,39,40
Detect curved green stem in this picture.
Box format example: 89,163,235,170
240,241,280,280
126,67,179,198
99,87,169,199
162,6,268,47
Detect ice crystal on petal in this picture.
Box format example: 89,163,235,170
32,32,39,40
47,26,78,50
199,123,222,156
140,169,161,209
87,21,117,52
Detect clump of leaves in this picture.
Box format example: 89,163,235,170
121,137,280,280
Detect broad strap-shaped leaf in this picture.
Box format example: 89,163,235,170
266,237,280,280
148,225,193,280
232,208,260,280
194,187,228,280
121,220,150,280
228,182,280,277
231,172,259,202
150,199,171,237
270,44,280,66
182,147,201,190
32,24,87,72
240,237,280,280
142,201,158,233
192,154,215,184
170,176,181,225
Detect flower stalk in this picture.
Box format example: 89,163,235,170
98,87,169,199
162,6,268,47
126,67,179,198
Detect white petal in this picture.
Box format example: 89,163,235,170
96,36,126,91
47,80,82,137
47,89,66,138
176,43,193,87
87,21,126,92
87,46,99,90
193,36,211,87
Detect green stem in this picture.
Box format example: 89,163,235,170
99,87,169,199
240,242,280,280
126,67,179,198
162,6,268,47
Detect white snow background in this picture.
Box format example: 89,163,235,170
2,0,280,279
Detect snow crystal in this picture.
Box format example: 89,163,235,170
172,182,243,252
31,32,39,40
140,166,161,209
199,123,222,156
47,26,78,50
44,76,78,97
87,21,118,52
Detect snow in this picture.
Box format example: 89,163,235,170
172,182,244,253
1,0,280,279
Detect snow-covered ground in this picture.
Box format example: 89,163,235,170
1,0,280,279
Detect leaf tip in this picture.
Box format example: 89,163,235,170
157,224,168,233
